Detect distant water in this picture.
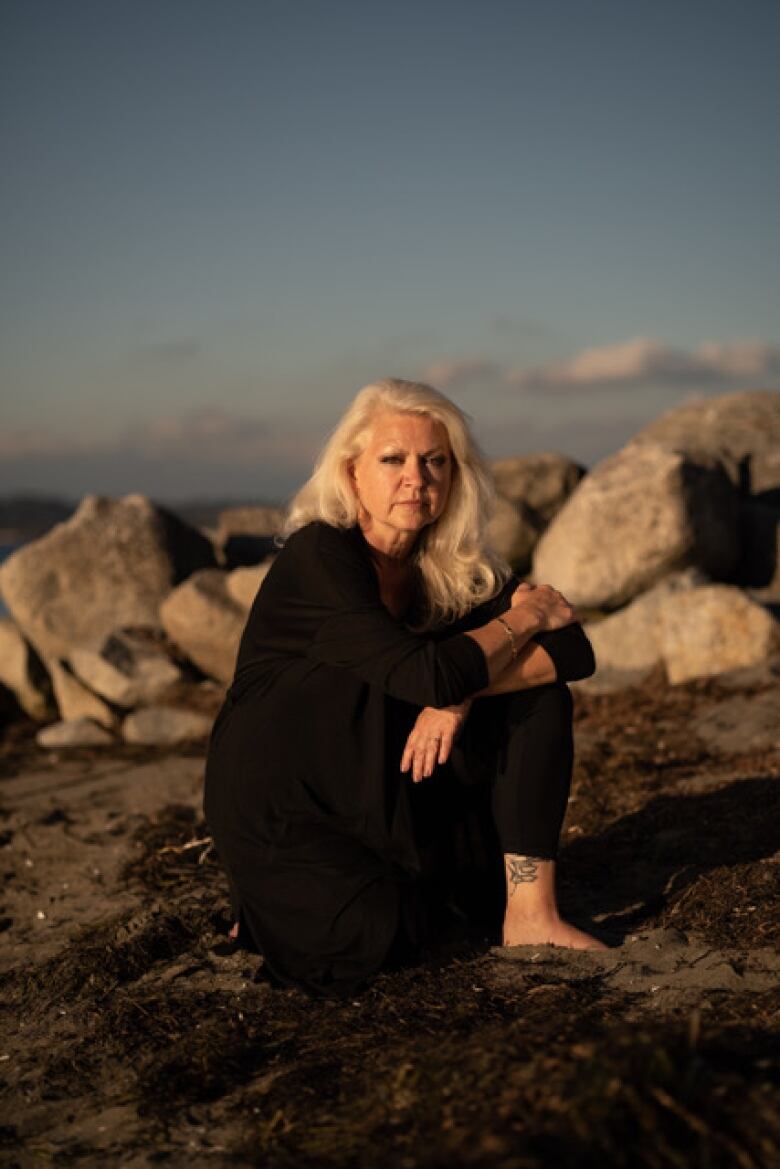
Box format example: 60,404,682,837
0,543,21,619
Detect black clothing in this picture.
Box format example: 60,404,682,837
204,521,595,996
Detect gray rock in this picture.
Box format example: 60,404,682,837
122,706,213,746
37,718,114,749
160,569,246,683
47,659,117,728
532,442,739,609
69,632,182,708
0,618,54,721
631,388,780,495
489,453,585,524
692,692,780,755
487,496,542,571
659,585,779,684
0,494,215,661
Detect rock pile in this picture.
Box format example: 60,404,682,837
0,389,777,743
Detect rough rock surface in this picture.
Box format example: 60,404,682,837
490,453,585,524
531,442,740,609
122,705,213,746
659,585,779,684
160,569,246,683
69,632,182,708
47,659,117,728
0,494,215,660
691,691,780,756
36,718,114,749
0,619,54,721
487,496,541,571
631,388,780,495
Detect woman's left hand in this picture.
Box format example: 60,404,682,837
401,700,472,783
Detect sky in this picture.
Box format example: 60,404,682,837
1,0,779,503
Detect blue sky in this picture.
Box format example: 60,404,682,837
2,0,779,502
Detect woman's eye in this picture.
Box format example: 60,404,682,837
427,456,447,468
380,455,404,464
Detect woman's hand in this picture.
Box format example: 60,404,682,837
401,700,472,783
510,581,579,632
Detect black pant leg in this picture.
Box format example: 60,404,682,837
461,683,574,860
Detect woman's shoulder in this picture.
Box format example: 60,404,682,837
284,520,362,554
281,521,370,575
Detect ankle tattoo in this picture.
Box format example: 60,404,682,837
506,855,543,894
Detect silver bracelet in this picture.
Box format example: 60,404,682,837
495,615,519,660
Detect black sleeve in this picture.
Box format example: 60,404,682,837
448,574,596,683
291,524,490,707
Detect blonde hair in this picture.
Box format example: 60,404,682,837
283,377,510,629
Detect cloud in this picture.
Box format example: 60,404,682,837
121,409,271,461
0,409,325,501
506,337,780,391
419,358,502,389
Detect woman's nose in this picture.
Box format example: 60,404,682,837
403,458,426,486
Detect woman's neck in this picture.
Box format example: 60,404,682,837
358,520,418,565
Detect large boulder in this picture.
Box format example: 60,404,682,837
160,569,247,684
531,442,740,609
631,389,780,497
0,495,215,661
487,496,542,572
580,570,705,692
69,631,183,708
490,453,585,524
216,505,284,567
0,618,54,721
659,585,779,684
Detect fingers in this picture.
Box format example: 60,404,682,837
400,731,454,782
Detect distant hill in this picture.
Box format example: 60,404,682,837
0,495,281,541
0,496,75,540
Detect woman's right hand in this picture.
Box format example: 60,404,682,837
509,581,578,632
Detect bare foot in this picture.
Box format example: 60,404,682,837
229,921,240,941
502,916,608,951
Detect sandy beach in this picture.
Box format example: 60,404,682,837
1,663,778,1167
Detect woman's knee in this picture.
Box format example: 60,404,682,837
504,682,573,727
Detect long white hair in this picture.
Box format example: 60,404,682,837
283,377,510,629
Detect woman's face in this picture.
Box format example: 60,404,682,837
349,411,453,546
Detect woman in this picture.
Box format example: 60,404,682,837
204,378,605,997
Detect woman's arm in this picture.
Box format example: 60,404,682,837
475,637,557,693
